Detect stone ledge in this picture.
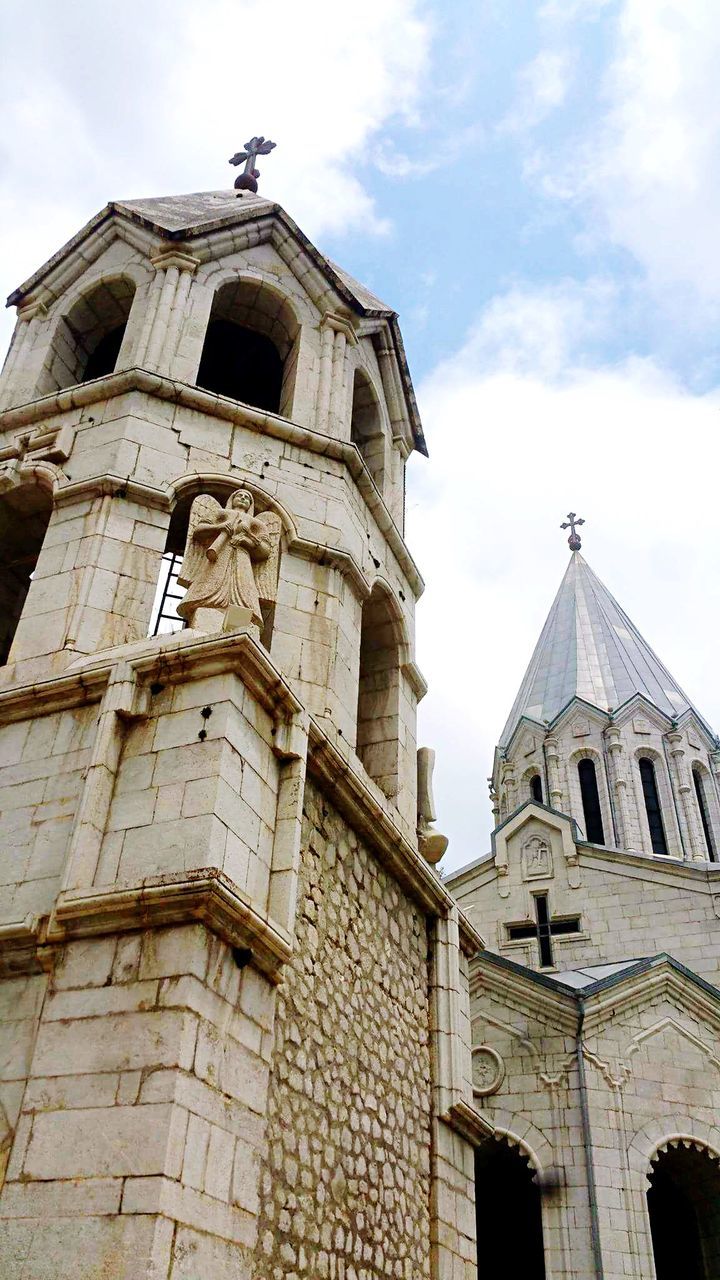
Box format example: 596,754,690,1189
441,1100,494,1144
48,869,293,983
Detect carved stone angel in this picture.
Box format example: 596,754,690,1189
176,488,282,632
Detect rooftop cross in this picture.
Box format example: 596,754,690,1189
229,136,277,194
561,511,585,551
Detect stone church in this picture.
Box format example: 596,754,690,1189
0,156,717,1280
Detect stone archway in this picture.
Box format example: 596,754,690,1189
647,1140,720,1280
474,1135,546,1279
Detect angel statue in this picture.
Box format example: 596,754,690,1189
176,488,282,634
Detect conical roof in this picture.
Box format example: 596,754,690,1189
500,552,709,747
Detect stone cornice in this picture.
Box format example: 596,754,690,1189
0,369,424,598
49,870,293,983
469,952,579,1033
441,1100,494,1143
306,722,484,954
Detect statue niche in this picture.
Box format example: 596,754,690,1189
177,487,282,635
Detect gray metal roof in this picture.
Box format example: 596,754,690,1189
500,552,707,748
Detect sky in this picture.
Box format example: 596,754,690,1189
2,0,720,873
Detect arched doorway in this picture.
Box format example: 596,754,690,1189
647,1143,720,1280
0,481,53,665
38,276,136,394
475,1137,546,1279
196,279,298,416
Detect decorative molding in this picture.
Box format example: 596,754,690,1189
471,1045,505,1097
49,870,293,983
441,1100,494,1144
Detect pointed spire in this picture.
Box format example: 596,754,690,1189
499,552,707,748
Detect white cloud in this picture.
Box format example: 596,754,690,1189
0,0,431,352
409,281,720,872
500,50,574,134
538,1,720,299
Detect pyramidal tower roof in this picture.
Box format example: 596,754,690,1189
500,552,711,748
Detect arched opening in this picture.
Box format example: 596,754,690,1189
475,1138,546,1279
639,757,669,856
647,1144,720,1280
693,767,717,862
578,757,605,844
37,277,136,394
530,773,543,804
350,368,385,492
356,584,401,798
196,279,298,416
148,485,280,650
0,482,53,665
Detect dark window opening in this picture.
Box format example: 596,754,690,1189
0,484,53,666
693,769,716,862
357,584,401,799
38,276,135,395
639,757,669,856
648,1144,720,1280
530,773,543,804
475,1139,546,1280
350,368,385,492
578,757,605,844
81,324,126,382
507,894,581,969
197,319,283,412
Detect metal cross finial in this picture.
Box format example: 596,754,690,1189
561,511,585,551
229,136,277,194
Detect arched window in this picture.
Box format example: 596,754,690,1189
356,584,401,798
38,277,136,394
196,280,298,416
0,482,53,665
578,758,605,844
639,757,669,856
647,1144,720,1280
148,487,279,650
475,1139,546,1279
350,368,385,492
693,767,717,862
530,773,543,804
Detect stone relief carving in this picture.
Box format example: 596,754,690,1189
471,1045,505,1097
521,835,553,881
416,747,449,864
177,487,282,633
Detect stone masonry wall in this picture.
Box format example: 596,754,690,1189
252,778,433,1280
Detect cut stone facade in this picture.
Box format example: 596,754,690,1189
0,188,487,1278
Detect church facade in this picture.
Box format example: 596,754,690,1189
0,184,485,1278
0,169,719,1280
450,543,720,1279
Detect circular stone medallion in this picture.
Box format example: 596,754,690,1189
471,1045,505,1097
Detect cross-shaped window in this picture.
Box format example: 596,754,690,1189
507,894,581,968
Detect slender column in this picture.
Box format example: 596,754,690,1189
315,321,335,432
545,734,563,811
142,251,200,374
605,726,630,850
501,761,518,814
0,300,47,409
667,730,704,861
328,328,347,436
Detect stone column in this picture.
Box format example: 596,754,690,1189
605,726,630,850
545,734,564,811
316,312,357,437
501,761,518,814
141,250,200,375
666,730,704,861
0,300,47,410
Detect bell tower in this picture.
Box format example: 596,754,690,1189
0,158,487,1278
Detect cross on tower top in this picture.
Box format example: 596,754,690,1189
561,511,585,551
229,136,277,194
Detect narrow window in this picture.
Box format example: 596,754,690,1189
38,277,136,394
195,280,298,416
350,368,385,492
0,483,53,665
530,773,543,804
356,585,401,798
639,757,669,856
693,768,716,862
475,1139,546,1280
578,758,605,844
